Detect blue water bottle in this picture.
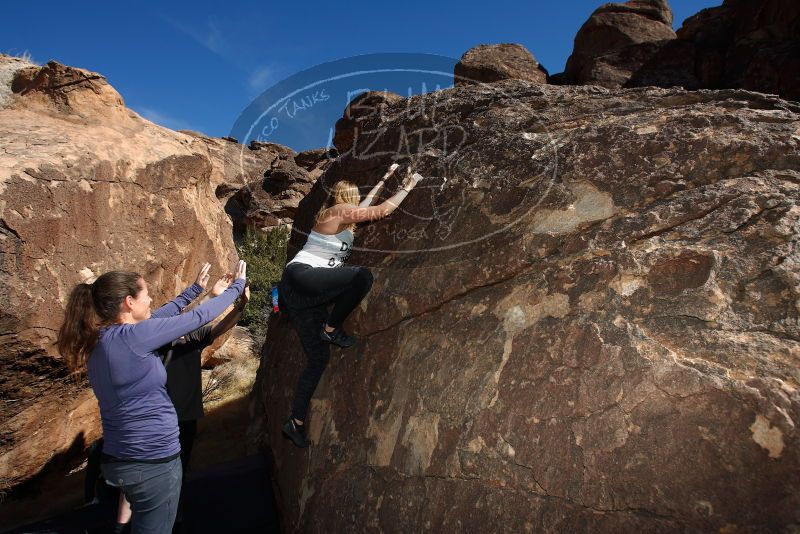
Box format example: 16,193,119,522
271,286,279,313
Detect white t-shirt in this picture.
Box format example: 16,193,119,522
287,229,354,268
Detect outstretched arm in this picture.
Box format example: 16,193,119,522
151,262,211,318
125,262,247,354
358,181,384,208
359,164,399,208
193,273,234,307
337,172,425,224
208,285,250,341
150,284,204,319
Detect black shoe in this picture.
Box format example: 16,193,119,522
282,418,309,448
320,325,357,348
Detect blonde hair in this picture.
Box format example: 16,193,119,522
316,180,360,232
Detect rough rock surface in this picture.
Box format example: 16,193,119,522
564,0,676,87
225,147,333,236
0,55,301,502
454,44,548,87
629,0,800,101
252,80,800,531
332,90,404,156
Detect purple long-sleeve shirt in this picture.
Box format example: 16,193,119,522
87,279,244,461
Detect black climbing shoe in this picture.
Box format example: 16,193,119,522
282,418,309,448
319,325,357,348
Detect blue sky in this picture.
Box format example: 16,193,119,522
2,0,720,151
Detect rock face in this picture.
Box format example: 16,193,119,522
559,0,800,101
252,79,800,531
454,44,548,86
630,0,800,101
225,146,334,236
0,55,306,507
332,90,404,156
564,0,676,87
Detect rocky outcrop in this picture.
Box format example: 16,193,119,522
563,0,676,87
629,0,800,101
8,59,129,120
558,0,800,101
0,55,307,505
225,147,334,236
252,79,800,531
332,90,404,156
454,44,548,86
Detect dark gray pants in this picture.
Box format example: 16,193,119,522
288,303,331,423
284,263,374,328
282,263,374,422
102,456,182,534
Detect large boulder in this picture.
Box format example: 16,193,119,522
629,0,800,101
332,90,404,156
563,0,676,87
252,79,800,531
454,44,548,87
226,147,333,235
8,59,129,120
0,54,295,515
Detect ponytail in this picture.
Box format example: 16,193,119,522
58,283,99,372
57,271,142,372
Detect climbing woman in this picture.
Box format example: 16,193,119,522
279,163,425,448
57,260,247,534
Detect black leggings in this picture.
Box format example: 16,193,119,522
284,263,374,328
284,263,374,422
85,438,104,503
178,419,197,476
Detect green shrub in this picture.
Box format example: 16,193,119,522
236,226,289,338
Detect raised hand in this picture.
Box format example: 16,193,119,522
210,273,234,296
383,163,400,179
234,260,247,281
194,262,211,289
402,172,425,190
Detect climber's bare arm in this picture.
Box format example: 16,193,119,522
359,163,400,208
317,173,425,228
